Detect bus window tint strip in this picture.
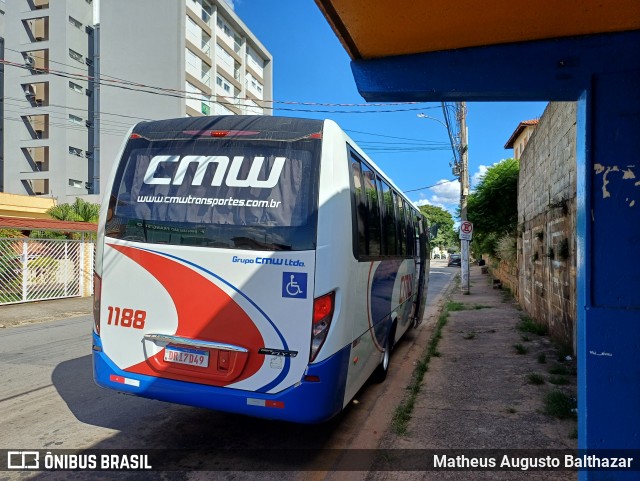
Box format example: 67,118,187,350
349,151,422,261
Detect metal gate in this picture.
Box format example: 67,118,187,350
0,238,94,305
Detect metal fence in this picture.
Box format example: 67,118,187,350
0,238,94,305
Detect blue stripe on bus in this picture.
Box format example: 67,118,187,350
93,332,351,424
135,246,292,392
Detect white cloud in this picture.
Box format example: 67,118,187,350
429,179,460,206
471,165,488,188
411,179,460,218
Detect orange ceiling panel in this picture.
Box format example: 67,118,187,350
316,0,640,59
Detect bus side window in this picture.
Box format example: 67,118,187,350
361,163,382,257
396,193,406,256
351,159,367,257
380,180,397,256
404,201,414,257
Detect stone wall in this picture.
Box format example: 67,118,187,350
517,102,577,353
488,256,518,298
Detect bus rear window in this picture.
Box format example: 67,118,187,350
105,138,320,251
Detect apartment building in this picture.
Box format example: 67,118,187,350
96,0,273,197
1,0,5,192
1,0,94,203
0,0,272,203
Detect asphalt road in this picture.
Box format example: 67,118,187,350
0,260,456,481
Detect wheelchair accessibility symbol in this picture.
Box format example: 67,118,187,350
282,272,307,299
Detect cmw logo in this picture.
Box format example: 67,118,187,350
143,155,286,188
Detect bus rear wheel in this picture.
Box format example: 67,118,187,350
373,322,396,383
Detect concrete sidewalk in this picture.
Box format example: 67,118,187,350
368,265,578,480
0,296,92,327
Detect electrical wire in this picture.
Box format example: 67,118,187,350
404,178,459,193
2,51,444,112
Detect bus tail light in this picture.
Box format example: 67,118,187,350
93,273,101,336
310,291,335,362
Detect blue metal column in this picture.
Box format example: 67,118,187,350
348,31,640,480
577,68,640,481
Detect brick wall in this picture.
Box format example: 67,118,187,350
488,256,518,298
517,102,577,353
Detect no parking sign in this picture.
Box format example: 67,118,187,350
459,221,473,240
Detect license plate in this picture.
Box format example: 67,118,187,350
164,345,209,368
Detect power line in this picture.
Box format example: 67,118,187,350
404,179,458,193
2,51,444,112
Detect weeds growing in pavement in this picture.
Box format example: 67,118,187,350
527,373,546,385
513,343,528,355
544,391,577,419
391,302,451,435
518,315,548,335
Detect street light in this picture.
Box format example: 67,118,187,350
417,113,460,169
416,112,448,128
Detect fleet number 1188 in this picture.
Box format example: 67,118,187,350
107,306,146,329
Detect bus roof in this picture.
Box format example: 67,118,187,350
132,116,324,142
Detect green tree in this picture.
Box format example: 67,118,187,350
467,158,519,257
0,229,23,238
419,204,456,251
41,198,100,240
47,198,100,223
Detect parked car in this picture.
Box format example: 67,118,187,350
448,254,461,267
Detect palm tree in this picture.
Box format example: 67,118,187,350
47,198,100,223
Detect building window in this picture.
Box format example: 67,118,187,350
69,114,83,125
68,16,82,29
69,146,83,157
68,49,83,63
216,75,231,93
69,179,84,188
69,81,83,93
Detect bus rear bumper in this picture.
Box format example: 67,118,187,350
92,333,350,423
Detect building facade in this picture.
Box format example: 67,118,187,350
504,119,538,160
2,0,93,203
0,0,272,204
95,0,273,197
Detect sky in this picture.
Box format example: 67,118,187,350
234,1,547,217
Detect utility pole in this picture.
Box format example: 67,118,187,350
458,102,470,294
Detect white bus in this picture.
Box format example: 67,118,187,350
92,116,430,423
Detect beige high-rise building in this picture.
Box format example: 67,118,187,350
1,0,94,202
95,0,273,197
0,0,273,203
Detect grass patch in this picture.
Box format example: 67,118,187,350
549,364,570,376
549,375,569,385
521,334,531,342
518,316,548,336
473,305,492,310
527,373,545,385
537,353,547,364
544,390,577,419
391,302,450,435
446,301,466,311
513,343,528,355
